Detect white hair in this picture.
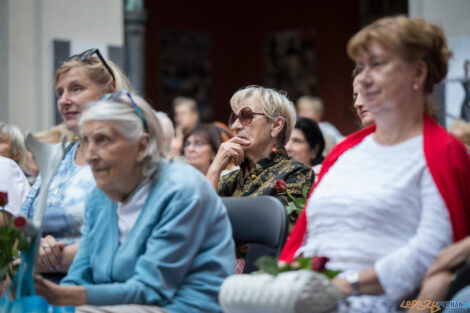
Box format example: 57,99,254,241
230,86,296,145
0,122,26,165
79,93,162,178
154,111,174,158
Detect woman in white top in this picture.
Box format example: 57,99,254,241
0,156,30,219
280,16,470,313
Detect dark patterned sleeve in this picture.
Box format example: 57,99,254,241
217,171,238,197
284,165,315,201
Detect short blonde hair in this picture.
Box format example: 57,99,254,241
80,92,162,178
230,86,296,145
347,15,451,95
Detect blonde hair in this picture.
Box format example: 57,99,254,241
53,56,132,93
450,119,470,147
80,92,162,178
296,96,324,120
35,123,77,144
172,96,198,112
230,86,296,145
347,15,451,95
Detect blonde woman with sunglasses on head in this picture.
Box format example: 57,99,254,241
20,49,131,281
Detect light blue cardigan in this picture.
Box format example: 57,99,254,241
61,160,235,313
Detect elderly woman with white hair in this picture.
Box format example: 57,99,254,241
0,122,26,165
207,86,315,219
34,90,235,313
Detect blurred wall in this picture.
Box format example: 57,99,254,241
145,1,361,135
410,0,470,126
0,0,123,133
409,0,470,37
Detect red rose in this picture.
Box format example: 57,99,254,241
311,256,330,272
275,180,287,191
0,192,8,207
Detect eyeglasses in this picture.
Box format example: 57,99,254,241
229,107,266,129
66,48,116,82
103,90,149,133
183,140,210,149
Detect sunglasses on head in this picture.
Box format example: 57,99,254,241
103,90,149,133
229,107,266,129
66,48,116,82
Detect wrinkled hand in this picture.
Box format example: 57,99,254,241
35,274,87,306
211,137,249,171
37,235,65,273
426,237,470,278
0,275,11,297
34,274,63,305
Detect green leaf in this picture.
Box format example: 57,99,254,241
323,270,341,279
286,202,298,215
255,256,280,276
0,264,9,281
301,184,308,199
294,198,305,209
296,257,312,269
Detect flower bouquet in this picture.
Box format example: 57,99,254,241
0,192,29,282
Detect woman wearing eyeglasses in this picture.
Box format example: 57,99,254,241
34,91,235,313
207,86,315,226
20,49,131,280
183,124,222,175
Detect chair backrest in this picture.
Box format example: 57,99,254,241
222,196,288,258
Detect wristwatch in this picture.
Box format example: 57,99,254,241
345,272,359,296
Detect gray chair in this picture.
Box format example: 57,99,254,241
222,196,288,273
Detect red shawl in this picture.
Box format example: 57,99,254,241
279,115,470,262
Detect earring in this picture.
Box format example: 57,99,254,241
271,142,277,154
413,83,419,91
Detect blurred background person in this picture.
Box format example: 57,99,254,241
35,91,235,313
0,122,26,166
170,96,200,157
0,122,37,184
285,117,325,177
154,111,175,159
449,119,470,153
183,124,222,175
281,16,470,312
296,95,344,155
352,70,375,128
21,48,131,280
0,155,30,221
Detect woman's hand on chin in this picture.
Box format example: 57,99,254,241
210,137,249,171
206,137,249,189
